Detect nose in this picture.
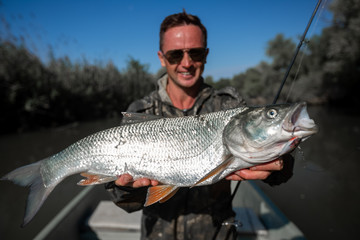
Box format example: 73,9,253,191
180,52,192,67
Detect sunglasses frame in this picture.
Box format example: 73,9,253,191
161,47,208,64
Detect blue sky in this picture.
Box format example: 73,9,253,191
0,0,332,80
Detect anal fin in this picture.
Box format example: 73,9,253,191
159,188,180,203
77,172,117,186
144,185,179,207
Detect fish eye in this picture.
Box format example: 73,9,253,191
266,109,278,119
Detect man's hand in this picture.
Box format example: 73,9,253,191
226,158,284,181
115,173,159,188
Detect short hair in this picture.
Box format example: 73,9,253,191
159,10,207,50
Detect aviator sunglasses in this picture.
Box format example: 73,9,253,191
161,48,208,64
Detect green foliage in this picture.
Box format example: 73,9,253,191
266,34,296,71
210,78,233,90
0,42,155,133
204,75,215,86
320,0,360,105
0,42,52,132
206,0,360,106
121,58,156,104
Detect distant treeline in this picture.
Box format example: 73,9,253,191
0,45,156,133
0,0,359,134
207,0,360,107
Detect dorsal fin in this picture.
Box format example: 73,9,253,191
121,112,163,124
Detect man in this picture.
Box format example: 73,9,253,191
106,11,289,240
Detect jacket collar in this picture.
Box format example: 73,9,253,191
156,74,213,113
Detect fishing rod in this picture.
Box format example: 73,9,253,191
273,0,323,104
227,0,323,234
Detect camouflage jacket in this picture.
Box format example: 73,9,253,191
105,74,293,240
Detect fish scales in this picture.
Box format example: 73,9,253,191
40,129,121,187
109,107,246,185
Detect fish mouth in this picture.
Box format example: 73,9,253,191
283,102,318,138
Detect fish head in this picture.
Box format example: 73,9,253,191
223,102,318,164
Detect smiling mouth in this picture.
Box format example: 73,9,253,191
179,71,192,76
178,71,196,80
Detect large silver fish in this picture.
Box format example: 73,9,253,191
2,102,317,226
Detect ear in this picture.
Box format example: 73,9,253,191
158,51,166,67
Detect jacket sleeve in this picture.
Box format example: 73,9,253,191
262,153,295,186
105,182,147,213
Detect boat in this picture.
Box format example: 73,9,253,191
32,180,305,240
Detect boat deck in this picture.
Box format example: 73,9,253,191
34,181,305,240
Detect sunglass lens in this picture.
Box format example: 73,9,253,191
166,50,184,64
188,48,206,61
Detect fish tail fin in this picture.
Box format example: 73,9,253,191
1,160,55,227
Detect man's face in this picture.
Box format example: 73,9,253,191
158,25,208,89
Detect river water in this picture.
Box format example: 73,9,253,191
0,106,359,239
0,118,121,239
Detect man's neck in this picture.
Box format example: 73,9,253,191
166,79,201,110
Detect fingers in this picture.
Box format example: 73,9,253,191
132,178,151,188
249,159,283,171
115,173,133,186
225,173,245,181
226,158,284,181
114,173,159,188
228,169,272,181
132,178,159,188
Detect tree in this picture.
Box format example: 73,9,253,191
266,34,296,71
320,0,360,105
0,40,157,133
122,58,156,105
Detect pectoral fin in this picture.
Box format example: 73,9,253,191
192,154,234,187
144,185,179,207
77,172,117,186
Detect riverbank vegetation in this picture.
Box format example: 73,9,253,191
207,0,360,107
0,47,155,133
1,0,358,133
